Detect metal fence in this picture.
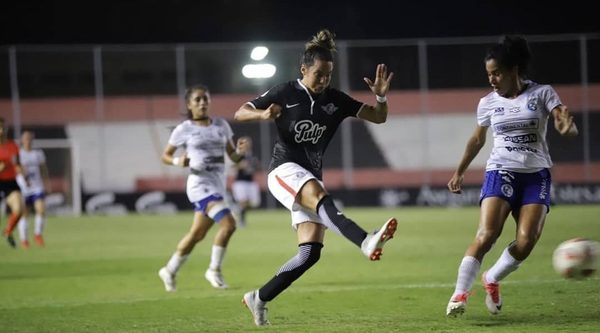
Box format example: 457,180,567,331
2,33,599,195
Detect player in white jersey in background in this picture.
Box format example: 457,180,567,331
16,130,51,248
446,35,578,317
158,84,246,291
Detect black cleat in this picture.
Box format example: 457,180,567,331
6,234,16,248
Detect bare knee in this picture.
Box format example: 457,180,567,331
297,180,327,211
511,233,539,260
189,230,207,243
219,220,236,238
469,228,499,258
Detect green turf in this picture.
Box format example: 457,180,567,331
1,205,599,332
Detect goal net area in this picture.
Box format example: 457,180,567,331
32,139,82,216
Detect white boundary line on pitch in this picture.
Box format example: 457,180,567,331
2,277,597,310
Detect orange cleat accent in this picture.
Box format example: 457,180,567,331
34,234,45,247
481,271,502,314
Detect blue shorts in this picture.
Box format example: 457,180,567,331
25,192,45,206
192,193,224,212
191,193,232,223
480,169,551,212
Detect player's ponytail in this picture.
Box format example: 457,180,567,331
301,29,336,66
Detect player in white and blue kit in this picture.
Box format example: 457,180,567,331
446,36,578,317
16,130,50,248
158,84,246,291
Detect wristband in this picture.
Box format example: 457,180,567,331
376,95,387,103
172,157,181,166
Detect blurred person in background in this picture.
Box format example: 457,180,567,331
445,35,579,317
158,84,246,291
0,117,25,248
16,130,51,248
229,136,261,227
234,29,397,326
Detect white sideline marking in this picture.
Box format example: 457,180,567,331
2,277,596,310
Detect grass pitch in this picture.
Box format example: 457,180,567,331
1,205,599,332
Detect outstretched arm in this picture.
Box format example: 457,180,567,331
552,105,578,137
357,63,394,124
234,103,282,122
448,125,488,194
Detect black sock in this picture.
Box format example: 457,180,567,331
316,195,367,247
258,242,322,302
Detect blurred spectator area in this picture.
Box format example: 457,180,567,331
1,35,599,193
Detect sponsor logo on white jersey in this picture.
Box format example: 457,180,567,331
527,97,538,111
494,119,539,133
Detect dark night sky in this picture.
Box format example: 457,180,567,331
1,0,598,45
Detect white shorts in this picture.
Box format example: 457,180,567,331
186,173,226,203
232,180,261,207
267,162,325,229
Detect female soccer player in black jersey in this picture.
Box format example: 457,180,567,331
235,29,397,326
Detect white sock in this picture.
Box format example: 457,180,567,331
34,214,45,235
208,245,226,271
166,253,188,275
452,256,481,296
485,246,522,283
18,217,28,241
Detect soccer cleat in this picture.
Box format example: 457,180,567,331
242,290,270,326
158,267,176,292
34,234,45,247
5,234,16,248
205,268,229,289
481,271,502,314
21,240,30,249
446,292,469,317
361,217,397,260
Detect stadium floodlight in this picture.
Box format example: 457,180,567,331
250,46,269,61
242,64,276,79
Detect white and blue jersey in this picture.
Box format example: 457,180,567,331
477,80,561,172
168,118,234,204
18,148,46,198
477,80,560,210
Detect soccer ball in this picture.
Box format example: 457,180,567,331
552,238,600,279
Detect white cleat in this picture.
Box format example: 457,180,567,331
446,293,469,317
242,290,270,326
205,268,229,289
482,271,502,315
158,267,176,292
361,217,397,260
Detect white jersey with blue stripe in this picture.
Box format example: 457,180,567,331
477,80,561,172
18,148,46,196
168,118,234,202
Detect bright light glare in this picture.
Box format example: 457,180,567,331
250,46,269,61
242,64,276,79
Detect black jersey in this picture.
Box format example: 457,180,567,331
249,79,364,180
235,154,259,182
